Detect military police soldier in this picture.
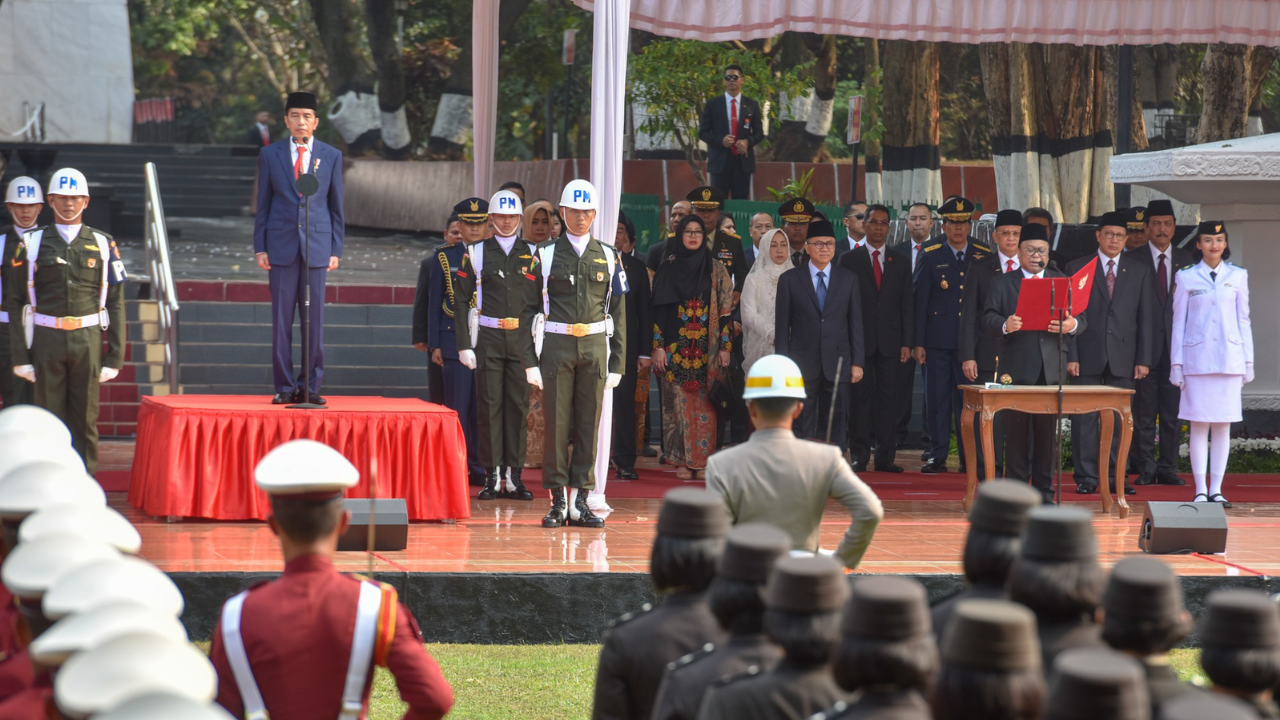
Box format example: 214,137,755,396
525,179,628,529
454,190,539,501
6,169,125,476
913,197,988,475
428,198,488,484
0,177,43,408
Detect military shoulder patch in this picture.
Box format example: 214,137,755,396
923,243,943,253
607,602,653,629
711,664,762,688
971,243,991,253
667,642,717,672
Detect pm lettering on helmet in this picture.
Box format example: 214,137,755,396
574,189,591,204
18,186,35,199
59,176,78,190
499,197,517,210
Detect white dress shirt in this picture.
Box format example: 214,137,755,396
998,251,1020,273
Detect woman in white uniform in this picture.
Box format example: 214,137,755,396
1170,221,1253,507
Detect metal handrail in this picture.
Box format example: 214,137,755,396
143,162,180,394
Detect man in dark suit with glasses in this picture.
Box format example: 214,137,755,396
698,64,764,200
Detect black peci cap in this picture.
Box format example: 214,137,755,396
1102,557,1184,623
942,599,1040,671
968,480,1042,535
766,556,849,613
687,186,726,210
1020,223,1050,244
1200,589,1280,649
1145,199,1175,218
806,218,836,240
1020,506,1097,562
841,576,931,641
1042,647,1148,720
1097,211,1128,231
656,488,730,539
718,523,790,584
779,198,815,224
285,92,319,112
1197,220,1226,236
995,209,1024,229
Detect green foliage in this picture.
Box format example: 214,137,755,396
765,167,818,203
938,44,990,161
128,0,221,54
825,73,885,159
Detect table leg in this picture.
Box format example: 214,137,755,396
961,403,979,512
1116,406,1133,519
1099,409,1114,514
981,410,997,484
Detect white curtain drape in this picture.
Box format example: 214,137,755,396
472,1,500,198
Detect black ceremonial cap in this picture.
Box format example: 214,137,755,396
765,555,849,613
841,576,931,641
1042,648,1148,720
718,523,790,583
656,488,730,539
1020,506,1097,562
1161,694,1256,720
285,92,319,112
1200,589,1280,648
1097,211,1128,230
1020,223,1049,243
1198,220,1226,236
942,599,1040,671
779,198,816,224
806,218,836,240
687,186,726,210
452,197,490,224
1102,557,1183,623
995,209,1024,229
938,197,974,223
968,480,1042,535
1124,207,1147,231
1145,199,1175,218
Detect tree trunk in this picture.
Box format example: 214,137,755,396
1197,44,1278,143
880,40,940,208
309,0,380,154
364,0,410,158
770,34,837,162
863,39,882,204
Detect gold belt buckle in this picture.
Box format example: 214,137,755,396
500,317,519,330
60,316,82,330
570,323,590,337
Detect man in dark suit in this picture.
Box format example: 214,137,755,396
647,200,691,272
837,203,911,472
246,111,272,149
252,91,344,405
1128,200,1192,488
775,218,865,454
982,224,1085,502
960,209,1024,477
1066,211,1158,495
894,202,935,453
412,217,455,406
611,212,651,480
914,198,989,474
698,64,764,200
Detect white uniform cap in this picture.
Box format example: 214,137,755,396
94,693,235,720
54,634,217,719
47,168,90,197
44,556,184,620
4,176,43,205
489,189,524,216
254,439,359,496
0,405,72,445
21,504,141,554
742,354,807,400
1,535,119,600
30,601,188,667
0,461,104,521
559,179,598,211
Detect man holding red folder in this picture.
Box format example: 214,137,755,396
981,223,1084,502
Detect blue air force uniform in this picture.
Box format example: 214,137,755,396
427,240,484,479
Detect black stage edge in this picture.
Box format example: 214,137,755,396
171,572,1278,645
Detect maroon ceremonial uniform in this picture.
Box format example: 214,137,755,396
209,554,454,720
0,648,34,703
0,672,53,719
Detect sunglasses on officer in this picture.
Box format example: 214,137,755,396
724,74,741,82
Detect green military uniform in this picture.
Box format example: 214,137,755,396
7,225,126,474
455,236,540,495
0,225,35,407
527,234,627,526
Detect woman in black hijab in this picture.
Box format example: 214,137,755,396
650,215,735,480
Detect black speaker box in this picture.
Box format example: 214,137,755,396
338,499,409,552
1139,501,1228,555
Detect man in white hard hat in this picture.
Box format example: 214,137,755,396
523,179,629,529
1,177,43,408
453,189,539,501
208,439,454,720
703,355,884,571
6,168,126,476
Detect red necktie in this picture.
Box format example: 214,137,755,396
730,98,738,141
260,127,269,146
872,249,882,289
293,145,304,179
1006,259,1015,273
1157,253,1168,302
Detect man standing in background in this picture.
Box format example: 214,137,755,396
699,64,764,200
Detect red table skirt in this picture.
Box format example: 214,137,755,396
128,395,471,521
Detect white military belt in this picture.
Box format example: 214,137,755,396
479,315,520,330
33,312,101,330
545,321,606,337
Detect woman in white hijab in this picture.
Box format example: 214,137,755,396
740,228,795,373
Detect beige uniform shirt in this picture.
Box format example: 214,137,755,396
704,428,883,570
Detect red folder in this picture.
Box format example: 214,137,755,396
1014,263,1097,331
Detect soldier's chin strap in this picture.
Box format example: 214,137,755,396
51,205,85,225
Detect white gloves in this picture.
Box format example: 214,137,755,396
1169,364,1184,389
459,349,477,370
526,367,544,390
99,367,119,383
605,373,622,390
1246,363,1255,384
13,365,34,383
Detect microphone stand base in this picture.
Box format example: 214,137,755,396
286,402,327,410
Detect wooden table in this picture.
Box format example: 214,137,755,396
959,385,1136,518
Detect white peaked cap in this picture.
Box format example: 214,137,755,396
44,556,184,620
1,535,119,599
0,461,104,521
254,439,359,495
55,634,217,719
30,601,188,667
0,405,70,443
94,693,236,720
21,504,141,554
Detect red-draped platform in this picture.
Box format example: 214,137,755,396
127,395,471,521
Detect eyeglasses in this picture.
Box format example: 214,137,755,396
807,241,835,250
1099,231,1126,240
865,219,890,227
682,230,703,237
1022,247,1049,257
846,213,865,221
724,75,741,81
